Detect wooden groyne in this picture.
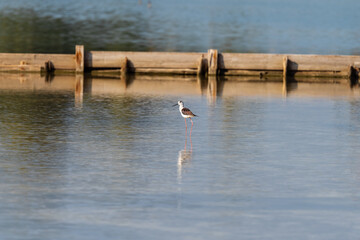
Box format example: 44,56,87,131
0,45,360,81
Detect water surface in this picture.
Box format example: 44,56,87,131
1,74,360,239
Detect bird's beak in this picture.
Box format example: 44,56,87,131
172,104,178,107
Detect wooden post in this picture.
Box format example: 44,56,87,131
45,61,54,82
197,54,205,76
45,61,54,72
348,64,354,79
355,62,360,80
121,57,128,74
75,45,84,72
283,56,288,79
282,56,288,97
208,49,218,76
347,64,358,86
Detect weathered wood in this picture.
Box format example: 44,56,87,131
0,53,75,70
354,62,360,79
223,69,348,78
197,54,205,76
1,47,360,78
89,68,198,77
85,51,204,69
121,57,128,74
223,76,281,82
220,53,283,70
289,54,360,71
208,49,218,75
215,69,349,78
283,56,288,78
75,45,84,72
222,69,283,77
291,71,348,77
125,74,197,82
45,61,54,72
0,64,44,72
130,68,198,75
220,53,360,72
288,77,348,84
283,56,288,96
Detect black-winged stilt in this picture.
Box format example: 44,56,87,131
173,100,197,129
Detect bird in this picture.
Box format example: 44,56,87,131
173,100,197,129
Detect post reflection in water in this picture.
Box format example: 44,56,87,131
207,76,218,105
282,74,287,98
74,74,84,108
0,72,359,100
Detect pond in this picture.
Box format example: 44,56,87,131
1,73,360,239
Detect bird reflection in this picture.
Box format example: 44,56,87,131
177,133,192,184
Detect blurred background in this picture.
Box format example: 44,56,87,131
0,0,359,54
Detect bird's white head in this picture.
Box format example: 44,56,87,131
178,100,184,107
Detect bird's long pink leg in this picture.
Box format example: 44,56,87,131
184,132,187,150
184,118,187,130
190,118,193,150
190,118,193,138
190,135,193,151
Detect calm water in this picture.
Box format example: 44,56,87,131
0,0,359,54
1,74,360,239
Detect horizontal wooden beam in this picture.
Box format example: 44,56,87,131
221,69,283,77
0,64,45,72
0,46,359,78
221,69,348,78
220,53,360,72
0,53,75,70
85,51,205,69
130,68,198,75
291,71,348,77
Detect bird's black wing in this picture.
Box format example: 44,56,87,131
181,107,196,116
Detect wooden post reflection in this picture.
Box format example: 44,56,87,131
282,76,287,97
120,70,129,91
207,75,217,104
75,74,84,107
19,73,26,84
197,74,207,95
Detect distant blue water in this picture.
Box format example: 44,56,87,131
0,0,359,54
